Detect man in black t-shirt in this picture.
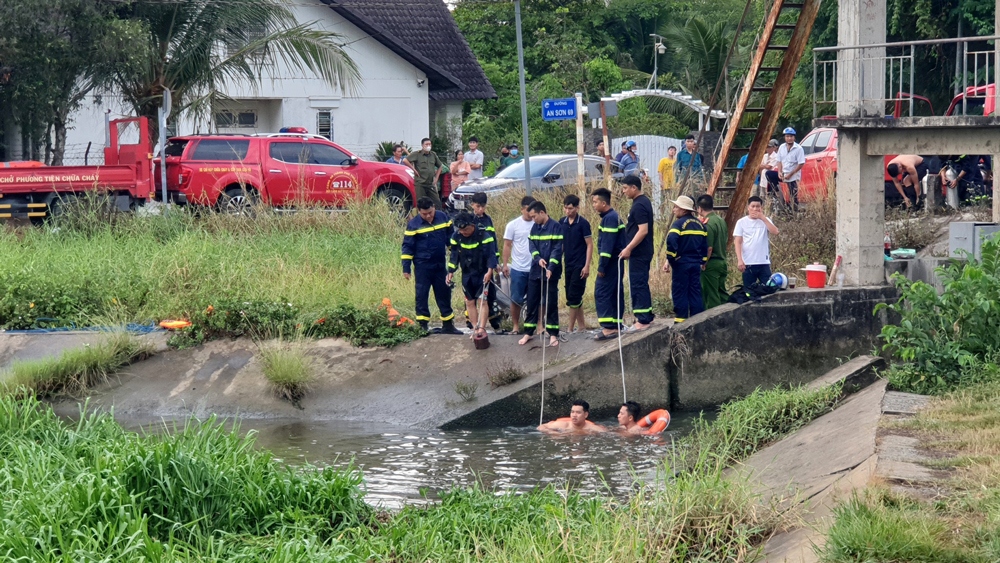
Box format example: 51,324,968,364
558,194,593,332
619,175,655,330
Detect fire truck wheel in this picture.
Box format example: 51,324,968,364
219,186,258,215
377,186,411,214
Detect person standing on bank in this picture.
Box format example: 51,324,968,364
619,175,655,330
776,127,806,213
408,138,443,209
734,195,779,286
470,192,502,332
559,194,593,333
696,194,729,309
464,136,485,180
591,187,626,341
446,212,497,337
503,196,537,334
663,195,707,323
519,201,563,348
401,197,461,334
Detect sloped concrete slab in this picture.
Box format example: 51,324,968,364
881,391,931,415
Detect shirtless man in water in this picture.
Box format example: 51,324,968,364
616,400,645,435
537,399,607,434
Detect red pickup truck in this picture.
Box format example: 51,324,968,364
157,133,417,212
0,117,153,220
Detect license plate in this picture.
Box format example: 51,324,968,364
452,200,465,209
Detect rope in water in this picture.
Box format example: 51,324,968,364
539,274,547,426
617,256,627,403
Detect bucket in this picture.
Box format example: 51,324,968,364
804,264,827,288
473,328,490,350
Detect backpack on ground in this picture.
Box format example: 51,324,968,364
727,282,778,304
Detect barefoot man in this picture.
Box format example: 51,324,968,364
538,400,607,434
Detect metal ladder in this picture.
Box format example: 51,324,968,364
707,0,824,233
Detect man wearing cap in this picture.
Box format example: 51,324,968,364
662,195,707,323
776,127,806,212
619,175,655,330
620,141,640,175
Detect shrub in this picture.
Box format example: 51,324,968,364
876,235,1000,393
486,358,526,388
453,381,479,401
259,341,316,406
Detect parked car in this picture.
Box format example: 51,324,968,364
158,132,417,212
447,155,621,210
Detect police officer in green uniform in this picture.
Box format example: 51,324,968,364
407,138,443,209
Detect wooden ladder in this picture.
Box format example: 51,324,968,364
707,0,824,234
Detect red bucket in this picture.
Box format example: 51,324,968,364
804,264,827,288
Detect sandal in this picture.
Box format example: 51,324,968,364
594,331,619,341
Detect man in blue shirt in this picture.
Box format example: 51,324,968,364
620,140,640,175
619,175,655,330
674,135,704,189
558,194,593,333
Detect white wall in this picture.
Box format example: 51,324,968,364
61,0,431,163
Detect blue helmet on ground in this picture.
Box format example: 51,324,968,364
782,127,796,136
768,272,788,289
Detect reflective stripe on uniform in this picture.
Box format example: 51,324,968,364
405,221,453,236
440,313,455,321
598,317,623,323
528,234,564,240
633,308,653,314
401,254,414,260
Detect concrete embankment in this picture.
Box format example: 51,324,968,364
18,286,895,429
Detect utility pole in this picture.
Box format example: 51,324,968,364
575,92,585,196
600,100,612,191
514,0,531,195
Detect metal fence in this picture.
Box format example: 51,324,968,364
813,35,999,118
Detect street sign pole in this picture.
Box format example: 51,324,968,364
514,0,531,195
600,100,612,191
575,92,585,196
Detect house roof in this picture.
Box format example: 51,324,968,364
322,0,496,102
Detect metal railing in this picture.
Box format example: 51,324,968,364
813,35,999,118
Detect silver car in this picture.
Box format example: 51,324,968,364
448,154,622,210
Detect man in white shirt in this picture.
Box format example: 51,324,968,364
776,127,806,212
502,196,536,333
464,136,485,180
733,196,780,287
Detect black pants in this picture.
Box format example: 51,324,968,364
671,262,704,321
564,265,587,309
595,262,625,330
414,262,453,323
629,256,654,325
524,275,560,336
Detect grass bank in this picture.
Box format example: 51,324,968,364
821,375,1000,563
0,381,844,561
0,331,153,398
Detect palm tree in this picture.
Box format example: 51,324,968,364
104,0,360,139
659,17,737,106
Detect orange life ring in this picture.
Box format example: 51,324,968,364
554,417,602,429
636,409,670,434
159,320,192,330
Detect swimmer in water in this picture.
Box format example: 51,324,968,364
616,400,645,435
537,399,607,434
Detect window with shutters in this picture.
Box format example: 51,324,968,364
317,111,333,141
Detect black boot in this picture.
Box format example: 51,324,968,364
439,320,463,335
418,320,430,333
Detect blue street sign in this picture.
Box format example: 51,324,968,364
542,98,577,121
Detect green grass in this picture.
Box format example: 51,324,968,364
0,378,846,561
0,331,154,397
259,340,316,406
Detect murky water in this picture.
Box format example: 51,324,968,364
231,412,704,509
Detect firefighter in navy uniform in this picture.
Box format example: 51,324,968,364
401,197,461,334
591,188,626,340
469,192,503,331
446,212,498,334
663,195,708,323
518,201,564,348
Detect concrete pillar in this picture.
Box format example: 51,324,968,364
837,0,886,117
836,130,885,286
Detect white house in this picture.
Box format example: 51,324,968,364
53,0,494,163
